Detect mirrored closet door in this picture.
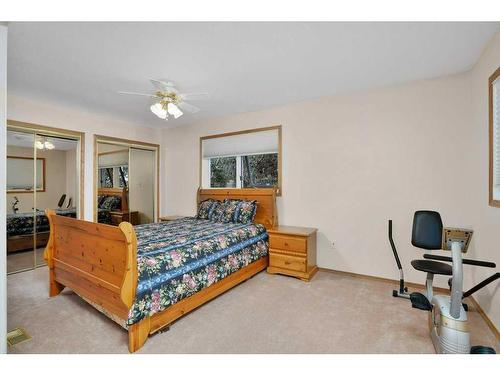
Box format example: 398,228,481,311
6,123,83,274
95,137,158,227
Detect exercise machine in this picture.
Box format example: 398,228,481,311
388,211,499,354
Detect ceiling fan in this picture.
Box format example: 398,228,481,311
119,79,209,121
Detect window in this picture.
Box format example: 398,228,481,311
207,153,279,189
242,153,278,188
99,168,113,188
490,67,500,207
201,126,282,194
98,166,128,188
118,166,129,188
210,156,236,188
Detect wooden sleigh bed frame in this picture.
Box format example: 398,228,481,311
44,188,277,353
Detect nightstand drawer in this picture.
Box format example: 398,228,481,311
269,252,306,272
269,234,307,253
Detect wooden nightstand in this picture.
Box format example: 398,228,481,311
266,225,318,282
111,211,139,226
159,215,186,222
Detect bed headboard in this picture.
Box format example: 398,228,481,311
98,187,129,211
197,188,277,228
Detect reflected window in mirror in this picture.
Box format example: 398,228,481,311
200,126,282,194
490,67,500,207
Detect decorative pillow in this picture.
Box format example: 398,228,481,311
196,199,217,219
101,196,121,211
217,199,241,223
97,195,106,208
234,200,258,224
209,201,224,222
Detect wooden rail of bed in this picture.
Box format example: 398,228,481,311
44,209,141,349
44,188,275,353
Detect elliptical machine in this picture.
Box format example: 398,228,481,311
388,211,499,354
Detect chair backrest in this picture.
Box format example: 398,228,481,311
411,210,443,250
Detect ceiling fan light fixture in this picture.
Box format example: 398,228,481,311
150,103,167,119
35,137,55,150
167,103,183,119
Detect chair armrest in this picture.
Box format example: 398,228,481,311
423,254,496,268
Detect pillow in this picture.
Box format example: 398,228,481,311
101,195,121,211
196,199,217,219
214,199,240,223
234,200,258,224
209,201,224,222
210,199,258,224
97,195,106,208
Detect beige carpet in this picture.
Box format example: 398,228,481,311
7,247,46,274
7,266,498,354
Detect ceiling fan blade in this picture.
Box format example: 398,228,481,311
177,101,200,114
179,92,210,101
150,79,177,92
118,91,157,98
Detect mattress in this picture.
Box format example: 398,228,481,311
125,217,269,325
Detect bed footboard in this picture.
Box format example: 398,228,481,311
44,209,144,350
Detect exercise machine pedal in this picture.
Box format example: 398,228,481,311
409,292,432,311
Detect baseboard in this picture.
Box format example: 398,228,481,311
318,267,498,337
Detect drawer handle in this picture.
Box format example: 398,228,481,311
284,261,291,265
284,242,289,247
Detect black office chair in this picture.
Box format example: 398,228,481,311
57,194,66,208
410,211,451,302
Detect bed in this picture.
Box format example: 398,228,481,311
44,188,277,352
97,187,134,225
7,208,77,253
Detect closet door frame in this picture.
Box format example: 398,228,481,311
6,120,85,274
93,135,160,223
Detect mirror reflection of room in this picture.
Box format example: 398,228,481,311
6,129,80,274
96,142,134,225
96,141,157,226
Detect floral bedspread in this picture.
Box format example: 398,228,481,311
128,217,269,325
7,208,112,236
6,208,77,237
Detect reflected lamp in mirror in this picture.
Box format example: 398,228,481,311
200,126,282,194
489,67,500,206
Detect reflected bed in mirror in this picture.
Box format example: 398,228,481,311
200,125,282,195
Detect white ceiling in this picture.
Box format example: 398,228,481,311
7,130,78,150
7,22,499,128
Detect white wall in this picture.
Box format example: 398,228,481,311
163,32,500,329
468,31,500,329
7,95,164,221
0,23,8,355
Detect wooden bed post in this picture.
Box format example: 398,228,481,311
128,317,151,353
44,209,65,296
119,221,151,353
